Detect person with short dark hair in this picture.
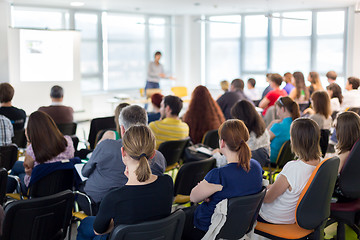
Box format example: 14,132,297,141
245,78,261,101
326,71,337,85
341,77,360,111
259,118,321,224
149,95,189,149
38,85,74,124
282,72,295,95
0,83,26,130
216,78,251,119
259,73,288,116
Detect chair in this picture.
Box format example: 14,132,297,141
171,86,188,98
56,122,77,136
255,157,340,240
0,144,18,171
12,129,27,148
108,209,185,240
88,116,116,149
216,188,267,239
0,168,8,205
158,138,190,172
202,129,219,150
173,158,216,204
320,129,330,157
2,190,74,240
328,140,360,240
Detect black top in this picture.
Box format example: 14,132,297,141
0,106,26,130
93,174,174,234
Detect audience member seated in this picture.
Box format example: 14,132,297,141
38,85,74,124
334,111,360,173
0,83,26,130
268,97,300,163
261,73,273,100
326,83,343,113
183,85,225,144
307,71,324,96
289,72,310,104
81,105,166,207
147,93,163,124
282,72,295,95
304,91,332,131
149,95,189,149
259,73,287,116
341,77,360,111
258,118,321,224
7,111,74,194
245,78,261,101
77,125,173,240
326,70,337,85
0,115,13,146
182,120,263,240
217,78,251,119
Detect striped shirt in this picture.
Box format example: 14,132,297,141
149,118,189,149
0,115,14,146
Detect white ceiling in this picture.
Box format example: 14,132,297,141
11,0,359,15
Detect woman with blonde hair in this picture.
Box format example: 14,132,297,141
77,125,173,240
182,119,263,239
308,71,324,95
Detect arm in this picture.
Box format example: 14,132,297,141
259,97,270,109
190,179,223,203
263,174,290,203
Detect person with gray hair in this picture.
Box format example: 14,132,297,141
80,105,166,212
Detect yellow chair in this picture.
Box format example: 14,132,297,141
171,86,188,98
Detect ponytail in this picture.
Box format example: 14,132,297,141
135,155,151,182
237,141,251,172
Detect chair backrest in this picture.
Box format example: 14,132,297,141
88,116,116,149
216,188,267,239
338,140,360,198
276,140,295,168
0,168,8,205
12,129,27,148
56,122,77,136
2,190,74,240
171,86,188,98
174,158,216,196
320,129,330,157
202,129,219,149
296,157,339,230
0,144,18,171
108,209,185,240
158,138,190,167
28,162,75,198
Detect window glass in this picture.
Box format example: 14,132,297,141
317,11,345,35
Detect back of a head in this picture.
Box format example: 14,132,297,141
276,96,300,120
326,71,337,81
270,73,283,86
326,83,343,104
231,79,244,90
50,85,64,99
119,105,148,131
231,100,265,138
348,77,360,90
151,93,164,109
311,91,331,118
164,95,183,116
122,125,155,182
0,83,14,103
336,111,360,154
218,119,251,171
290,118,321,162
27,111,66,164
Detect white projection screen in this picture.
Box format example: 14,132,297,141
20,29,74,82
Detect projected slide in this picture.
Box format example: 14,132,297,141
20,29,74,82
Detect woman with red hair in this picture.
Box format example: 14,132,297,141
183,86,225,144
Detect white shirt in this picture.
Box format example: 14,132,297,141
259,160,316,224
341,89,360,111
